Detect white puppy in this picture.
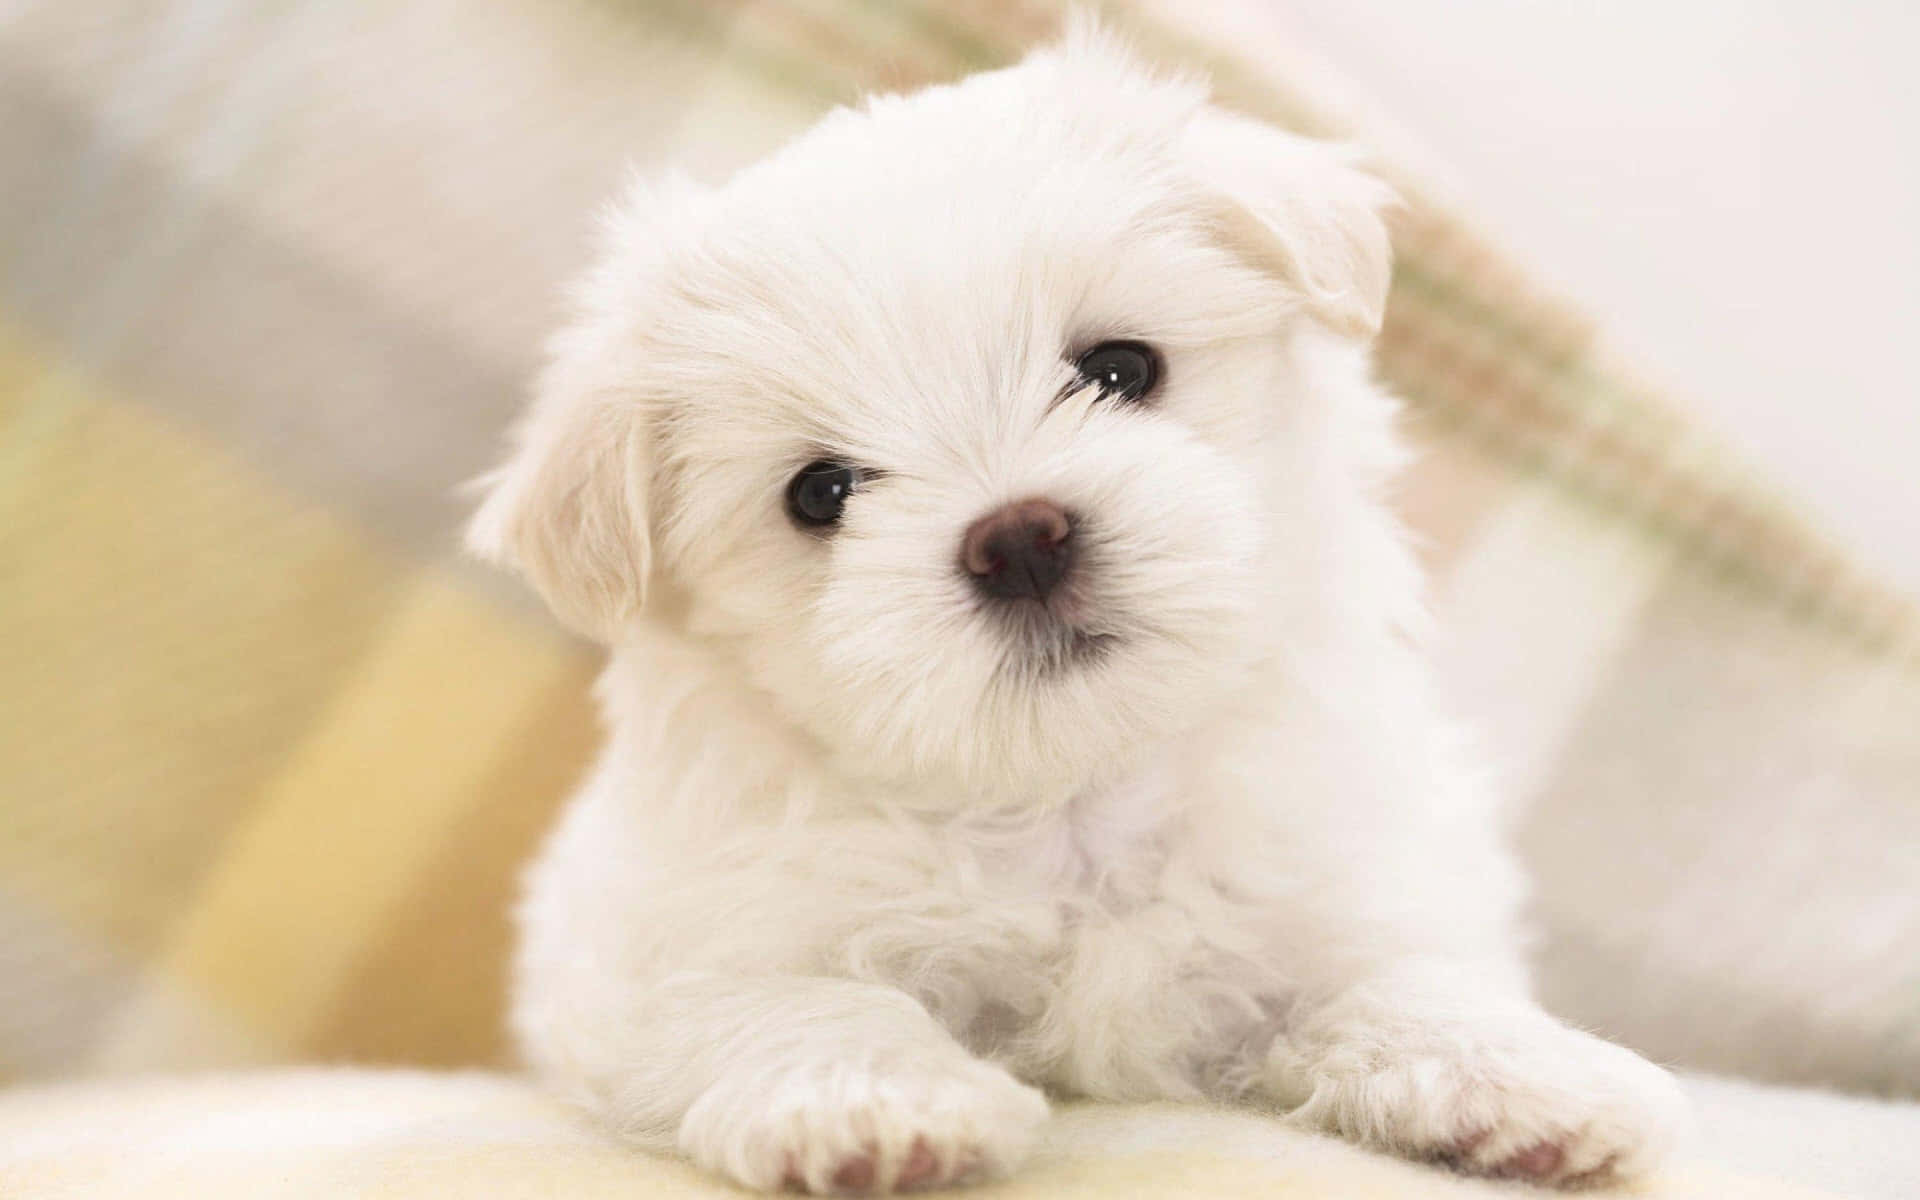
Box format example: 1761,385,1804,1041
469,25,1685,1195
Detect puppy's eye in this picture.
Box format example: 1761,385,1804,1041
786,460,860,528
1074,340,1160,403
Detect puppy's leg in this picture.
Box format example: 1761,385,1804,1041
1262,963,1687,1187
531,972,1047,1194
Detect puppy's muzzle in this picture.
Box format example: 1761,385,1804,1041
961,498,1073,602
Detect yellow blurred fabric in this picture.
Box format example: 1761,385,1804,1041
0,321,598,1074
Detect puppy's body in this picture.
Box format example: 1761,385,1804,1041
475,28,1684,1194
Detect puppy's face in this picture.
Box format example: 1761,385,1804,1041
471,37,1393,800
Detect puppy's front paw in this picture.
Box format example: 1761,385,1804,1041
677,1050,1048,1194
1277,1009,1687,1187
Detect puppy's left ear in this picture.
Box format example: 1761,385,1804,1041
1183,107,1396,338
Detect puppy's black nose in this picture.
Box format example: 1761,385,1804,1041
962,498,1073,601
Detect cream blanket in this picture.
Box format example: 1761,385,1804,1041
3,1070,1915,1199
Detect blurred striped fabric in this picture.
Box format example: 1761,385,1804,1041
2,0,1916,1096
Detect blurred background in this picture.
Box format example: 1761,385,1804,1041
1266,0,1920,599
1,0,1915,1118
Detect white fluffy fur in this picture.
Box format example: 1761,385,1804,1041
470,25,1686,1195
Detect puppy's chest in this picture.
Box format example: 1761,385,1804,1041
1036,775,1167,890
1002,770,1181,897
886,779,1285,1086
904,771,1249,981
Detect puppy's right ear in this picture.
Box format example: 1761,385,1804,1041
467,173,702,642
466,360,652,643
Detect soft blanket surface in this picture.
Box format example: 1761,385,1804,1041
2,1069,1915,1200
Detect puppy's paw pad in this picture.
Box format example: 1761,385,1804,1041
683,1055,1046,1194
1294,1020,1687,1188
1487,1139,1564,1181
785,1139,944,1195
826,1153,874,1192
893,1140,948,1190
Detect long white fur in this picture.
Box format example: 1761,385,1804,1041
470,23,1687,1195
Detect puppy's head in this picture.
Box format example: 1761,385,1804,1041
471,28,1395,800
